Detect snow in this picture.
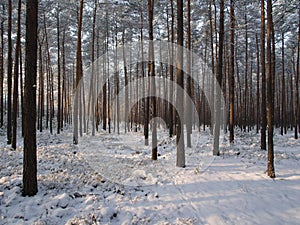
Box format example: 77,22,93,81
0,127,300,224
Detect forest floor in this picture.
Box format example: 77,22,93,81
0,126,300,225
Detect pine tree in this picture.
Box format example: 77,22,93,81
23,0,38,196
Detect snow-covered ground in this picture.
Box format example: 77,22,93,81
0,127,300,225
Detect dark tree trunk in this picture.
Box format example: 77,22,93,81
73,0,84,144
0,5,4,127
256,34,260,134
229,0,235,143
176,0,185,167
122,29,129,133
186,0,192,148
148,0,157,160
61,29,66,130
281,33,287,135
169,0,174,138
12,0,22,150
295,7,300,139
266,0,275,178
261,0,267,150
38,37,44,133
23,0,38,196
209,0,215,135
57,5,61,134
244,13,248,132
7,0,12,144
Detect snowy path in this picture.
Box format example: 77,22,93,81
0,129,300,224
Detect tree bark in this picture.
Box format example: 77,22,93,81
23,0,38,196
169,0,174,138
176,0,185,167
73,0,84,144
295,6,300,139
266,0,275,178
213,0,225,156
7,0,12,144
186,0,192,148
148,0,157,160
229,0,235,143
261,0,267,150
209,0,215,135
57,5,61,134
12,0,22,149
256,34,260,133
0,4,4,127
281,32,287,135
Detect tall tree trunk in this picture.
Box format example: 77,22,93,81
122,29,129,133
23,0,38,196
266,0,275,178
229,0,235,143
19,46,24,136
186,0,192,148
12,0,22,149
87,0,97,136
148,0,157,160
57,5,61,134
213,0,225,156
103,13,109,131
114,26,120,135
61,29,66,130
73,0,84,144
295,6,300,139
244,13,248,132
281,32,287,135
261,0,267,150
7,0,12,144
0,4,4,127
176,0,185,167
38,38,44,132
209,0,215,135
169,0,174,138
256,34,260,133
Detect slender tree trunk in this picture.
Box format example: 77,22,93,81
148,0,157,160
244,13,248,132
229,0,235,143
61,29,66,130
281,32,287,135
114,26,120,135
12,0,22,149
7,0,12,144
209,0,215,135
186,0,192,148
295,7,300,139
261,0,267,150
23,0,38,197
266,0,275,178
122,29,129,133
256,34,260,133
19,46,24,136
50,62,53,134
73,0,84,144
0,5,4,127
176,0,185,167
38,38,44,132
169,0,174,138
57,5,61,134
87,0,97,136
213,0,225,156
